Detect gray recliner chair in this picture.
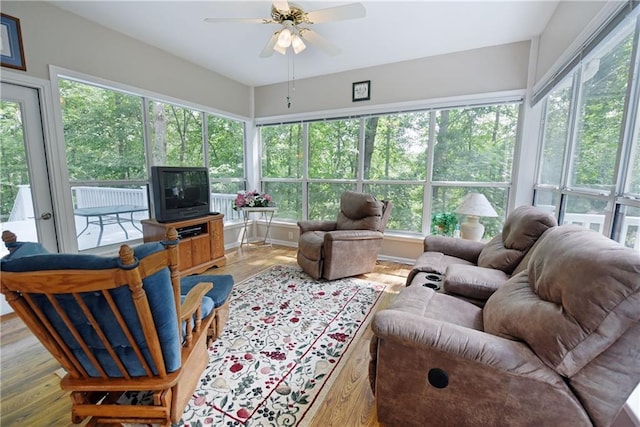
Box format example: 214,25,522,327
370,225,640,427
296,191,392,280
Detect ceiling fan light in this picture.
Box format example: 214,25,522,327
277,28,292,48
291,34,306,54
273,43,287,55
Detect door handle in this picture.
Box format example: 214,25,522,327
38,212,52,220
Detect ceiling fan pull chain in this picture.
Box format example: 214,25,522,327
287,53,292,109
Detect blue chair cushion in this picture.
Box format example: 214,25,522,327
1,241,181,378
180,274,234,308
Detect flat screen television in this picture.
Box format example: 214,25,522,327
150,166,210,223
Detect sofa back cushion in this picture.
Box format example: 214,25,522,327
336,191,384,231
477,205,557,274
483,225,640,377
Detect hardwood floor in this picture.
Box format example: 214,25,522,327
0,244,411,427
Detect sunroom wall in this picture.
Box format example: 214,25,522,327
1,1,251,118
254,41,530,118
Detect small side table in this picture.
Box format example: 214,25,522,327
239,207,278,247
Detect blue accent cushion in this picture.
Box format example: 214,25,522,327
180,274,234,308
0,241,181,378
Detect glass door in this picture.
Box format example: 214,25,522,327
0,82,57,257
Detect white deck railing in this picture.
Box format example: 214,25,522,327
5,188,639,249
8,185,242,222
73,186,148,209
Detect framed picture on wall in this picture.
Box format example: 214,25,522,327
1,13,26,71
352,80,370,102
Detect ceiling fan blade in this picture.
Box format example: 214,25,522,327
305,3,366,24
272,1,290,13
205,17,273,24
299,29,340,56
259,32,280,58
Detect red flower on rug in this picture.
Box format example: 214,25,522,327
328,332,349,342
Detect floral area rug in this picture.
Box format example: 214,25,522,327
181,264,386,426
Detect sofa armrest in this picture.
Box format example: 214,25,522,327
371,308,562,384
297,220,337,234
423,235,485,264
325,230,383,242
443,264,510,301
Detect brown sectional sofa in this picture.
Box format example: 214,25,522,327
370,224,640,426
406,205,557,305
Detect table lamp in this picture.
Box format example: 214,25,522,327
454,193,498,241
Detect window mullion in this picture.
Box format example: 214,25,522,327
617,16,640,196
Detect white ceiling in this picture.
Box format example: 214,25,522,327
48,1,560,87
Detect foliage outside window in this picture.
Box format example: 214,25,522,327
308,119,359,179
58,77,247,249
148,101,203,167
261,123,303,179
534,14,640,250
570,24,634,192
364,112,429,181
261,102,519,236
207,114,245,194
308,182,356,221
61,79,146,181
539,79,572,186
0,100,29,222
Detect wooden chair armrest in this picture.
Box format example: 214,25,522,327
180,282,213,347
181,282,213,321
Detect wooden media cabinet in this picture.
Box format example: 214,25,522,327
141,214,226,276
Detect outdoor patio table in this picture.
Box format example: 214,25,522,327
74,205,148,246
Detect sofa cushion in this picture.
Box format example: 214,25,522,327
476,235,523,273
477,205,557,274
336,191,383,231
483,225,640,377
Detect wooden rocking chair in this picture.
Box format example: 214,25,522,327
0,229,214,426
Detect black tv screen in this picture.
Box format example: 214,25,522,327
150,166,210,223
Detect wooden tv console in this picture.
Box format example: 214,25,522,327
141,214,226,276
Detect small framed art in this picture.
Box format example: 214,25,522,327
352,80,370,102
1,13,26,71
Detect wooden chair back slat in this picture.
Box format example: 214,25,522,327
102,291,155,377
120,244,168,378
73,292,133,379
8,290,87,378
46,293,111,378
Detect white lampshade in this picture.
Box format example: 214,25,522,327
454,193,498,217
276,28,292,48
273,43,287,55
454,193,498,241
291,34,306,54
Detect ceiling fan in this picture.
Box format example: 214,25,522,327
205,1,366,57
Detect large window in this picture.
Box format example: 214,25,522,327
535,11,640,251
148,101,203,166
261,102,520,237
58,77,246,250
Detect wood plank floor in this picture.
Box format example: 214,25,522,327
0,244,411,427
